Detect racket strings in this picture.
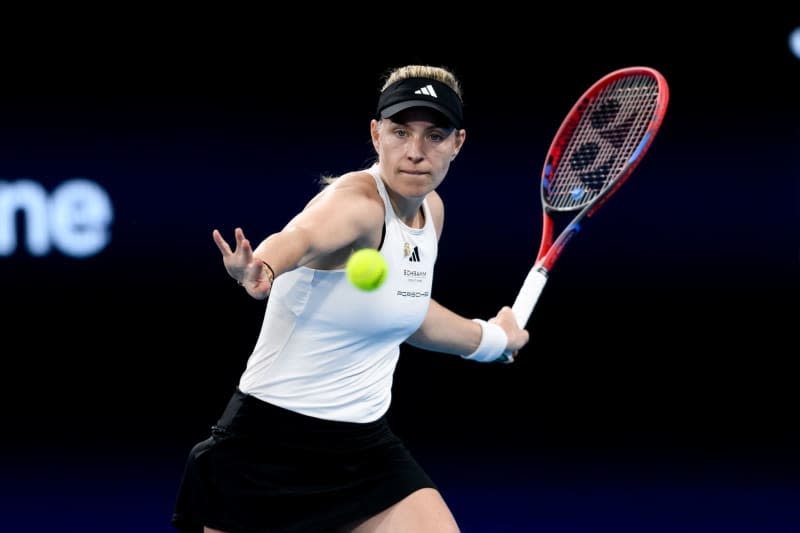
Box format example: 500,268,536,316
545,74,661,210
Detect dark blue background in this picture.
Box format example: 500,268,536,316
2,13,798,532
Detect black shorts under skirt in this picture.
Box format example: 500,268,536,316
171,389,436,533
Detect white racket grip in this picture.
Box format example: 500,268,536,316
510,267,549,328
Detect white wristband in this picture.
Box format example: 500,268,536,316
464,319,509,363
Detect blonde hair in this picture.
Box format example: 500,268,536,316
319,65,463,187
380,65,463,100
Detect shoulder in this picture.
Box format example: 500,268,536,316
425,190,444,238
331,170,381,195
324,171,382,207
306,170,384,223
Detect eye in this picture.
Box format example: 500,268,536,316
394,128,408,138
429,132,444,143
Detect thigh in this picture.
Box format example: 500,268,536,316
351,488,460,533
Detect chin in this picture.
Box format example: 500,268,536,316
402,181,435,197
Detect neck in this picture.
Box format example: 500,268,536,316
387,190,424,228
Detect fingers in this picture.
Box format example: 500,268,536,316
234,228,254,258
240,239,254,262
496,305,529,352
212,229,232,255
490,306,516,326
213,227,254,258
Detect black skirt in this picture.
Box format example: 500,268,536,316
171,388,436,533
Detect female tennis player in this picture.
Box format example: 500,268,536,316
172,64,530,533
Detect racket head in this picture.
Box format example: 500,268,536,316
540,66,669,215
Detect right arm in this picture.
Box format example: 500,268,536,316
212,172,384,299
406,300,529,361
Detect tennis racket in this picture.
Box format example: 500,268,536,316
510,66,670,330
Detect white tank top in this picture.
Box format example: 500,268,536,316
238,165,438,422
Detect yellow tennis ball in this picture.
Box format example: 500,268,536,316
346,248,388,291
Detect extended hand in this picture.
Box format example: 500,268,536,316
212,227,273,299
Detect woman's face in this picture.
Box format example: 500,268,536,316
371,108,465,199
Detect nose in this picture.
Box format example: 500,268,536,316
405,135,424,162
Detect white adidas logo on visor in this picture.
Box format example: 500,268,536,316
413,84,438,97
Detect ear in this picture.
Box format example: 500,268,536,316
452,128,466,159
370,119,381,152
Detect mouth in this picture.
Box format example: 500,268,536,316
398,169,428,176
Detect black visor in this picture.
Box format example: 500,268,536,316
377,77,463,129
